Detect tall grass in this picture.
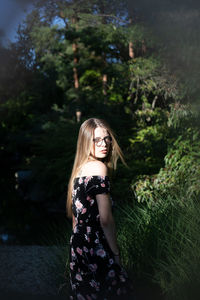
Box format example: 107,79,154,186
116,186,200,300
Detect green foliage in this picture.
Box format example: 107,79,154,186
127,23,157,51
0,94,35,132
127,108,169,176
116,104,200,298
30,117,79,202
80,70,102,90
128,56,180,107
132,105,200,206
123,55,180,175
167,102,200,130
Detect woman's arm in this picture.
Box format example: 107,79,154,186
96,193,121,263
85,160,121,262
72,213,76,229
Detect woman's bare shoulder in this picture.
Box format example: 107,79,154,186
81,160,107,176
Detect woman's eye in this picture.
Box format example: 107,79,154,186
94,138,101,143
105,136,111,141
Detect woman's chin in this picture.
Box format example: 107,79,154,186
97,153,107,159
89,153,108,160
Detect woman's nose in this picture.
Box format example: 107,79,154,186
102,139,106,146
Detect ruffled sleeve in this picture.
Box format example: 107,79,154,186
85,175,110,197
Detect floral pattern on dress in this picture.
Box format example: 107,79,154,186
69,176,133,300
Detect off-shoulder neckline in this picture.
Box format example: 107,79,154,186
74,175,109,180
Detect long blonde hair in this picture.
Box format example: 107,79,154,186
66,118,127,218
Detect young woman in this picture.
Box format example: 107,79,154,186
67,118,133,300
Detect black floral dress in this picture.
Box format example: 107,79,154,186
69,175,133,300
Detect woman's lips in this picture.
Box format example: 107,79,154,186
101,150,107,153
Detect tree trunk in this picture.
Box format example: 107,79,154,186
71,15,81,122
72,16,79,90
129,41,134,59
129,17,134,59
99,1,107,98
72,42,79,89
102,73,107,96
142,39,147,55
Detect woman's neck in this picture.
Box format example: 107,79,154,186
88,154,104,162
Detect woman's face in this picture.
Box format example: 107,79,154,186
90,127,112,160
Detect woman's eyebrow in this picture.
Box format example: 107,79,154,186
94,135,109,139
